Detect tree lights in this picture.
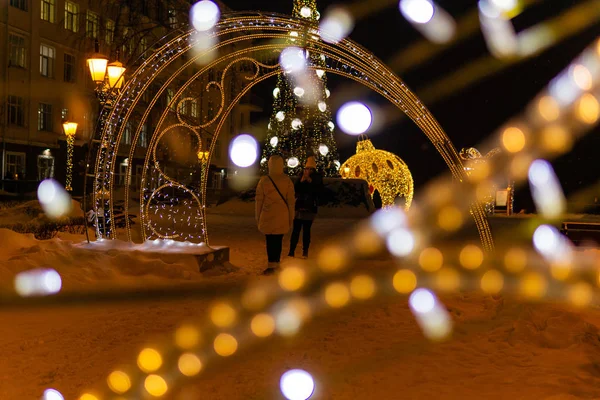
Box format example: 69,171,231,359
62,121,77,192
260,0,341,177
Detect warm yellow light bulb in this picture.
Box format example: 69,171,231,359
392,269,417,294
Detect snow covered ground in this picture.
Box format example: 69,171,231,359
1,205,600,399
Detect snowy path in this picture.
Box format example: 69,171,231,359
2,215,600,399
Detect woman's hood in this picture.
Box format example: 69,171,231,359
268,156,284,175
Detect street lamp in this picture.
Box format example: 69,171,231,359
63,121,78,191
86,40,126,103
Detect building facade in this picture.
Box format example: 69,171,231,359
0,0,259,196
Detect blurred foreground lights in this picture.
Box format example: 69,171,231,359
43,389,64,400
400,0,455,43
350,275,376,299
337,102,372,135
408,288,452,341
251,313,276,337
371,207,406,236
319,6,354,44
178,353,203,377
190,0,220,32
386,227,415,257
37,179,72,219
537,96,560,122
107,371,131,394
15,268,62,297
280,369,315,400
210,302,237,328
541,125,572,153
501,126,526,153
399,0,434,24
325,282,350,308
137,348,163,373
459,245,484,270
576,93,600,124
533,224,573,265
571,64,593,91
144,374,168,397
478,0,518,57
528,159,565,218
229,134,258,167
280,47,307,74
213,333,238,356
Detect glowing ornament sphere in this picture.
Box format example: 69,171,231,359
340,137,414,209
399,0,435,24
318,101,327,112
300,6,312,18
316,69,325,78
334,160,341,169
319,144,329,156
287,157,300,168
337,102,372,135
280,369,315,400
270,136,279,148
229,134,258,167
276,111,285,121
190,0,220,32
328,121,335,131
273,88,280,98
294,87,305,97
280,47,306,74
291,119,303,130
260,157,267,165
325,89,331,98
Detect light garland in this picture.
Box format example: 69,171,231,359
62,121,77,192
340,136,414,209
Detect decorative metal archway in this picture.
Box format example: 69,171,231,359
86,12,494,253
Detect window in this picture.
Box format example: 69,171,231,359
64,1,78,32
140,124,148,147
168,10,178,27
5,152,26,180
38,103,53,131
10,0,28,11
123,122,132,145
7,96,26,126
38,154,55,180
41,0,55,22
64,53,76,82
191,99,199,118
61,108,68,119
40,44,55,78
105,19,115,44
8,34,27,68
166,89,175,110
86,11,99,38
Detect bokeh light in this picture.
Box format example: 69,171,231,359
501,126,526,153
213,333,238,356
37,179,72,219
251,313,276,337
400,0,435,24
280,369,315,400
229,134,258,167
43,389,65,400
409,288,436,313
393,269,417,293
336,102,372,135
386,228,415,257
178,353,203,377
137,348,163,373
537,96,560,121
319,6,354,44
210,302,237,328
528,159,565,218
419,247,444,272
14,268,62,297
324,282,350,308
350,275,376,299
107,371,131,394
175,324,201,349
576,93,600,124
280,47,307,74
144,374,168,397
190,0,220,32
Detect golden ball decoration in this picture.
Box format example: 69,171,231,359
340,136,414,209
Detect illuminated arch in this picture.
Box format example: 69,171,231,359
87,12,494,252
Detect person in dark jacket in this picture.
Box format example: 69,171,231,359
288,156,323,258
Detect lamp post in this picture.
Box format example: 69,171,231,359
62,121,77,191
86,39,126,104
197,150,210,189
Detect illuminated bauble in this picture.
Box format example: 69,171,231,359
320,54,326,61
340,136,414,209
319,144,329,156
316,69,325,78
287,157,300,168
337,101,372,135
300,6,312,18
318,101,327,112
294,87,305,97
328,121,335,131
291,119,303,130
261,157,267,165
270,136,279,147
273,88,280,98
190,0,220,32
276,111,285,121
325,89,331,98
268,122,272,130
289,31,299,38
334,160,341,170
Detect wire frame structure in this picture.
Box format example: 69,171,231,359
86,11,494,252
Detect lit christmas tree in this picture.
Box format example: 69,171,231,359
260,0,340,177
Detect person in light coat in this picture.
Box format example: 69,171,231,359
255,155,295,274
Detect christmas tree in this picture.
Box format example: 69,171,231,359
260,0,340,177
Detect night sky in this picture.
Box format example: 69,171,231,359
224,0,600,211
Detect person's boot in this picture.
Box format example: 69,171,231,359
263,262,281,275
301,250,308,259
287,250,295,257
